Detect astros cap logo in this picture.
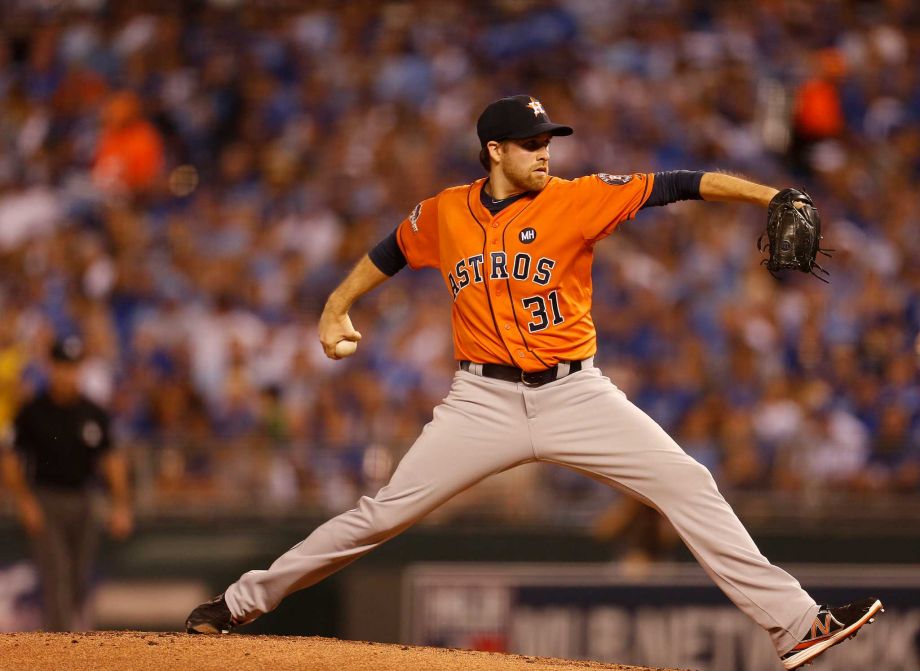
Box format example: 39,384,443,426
527,98,546,117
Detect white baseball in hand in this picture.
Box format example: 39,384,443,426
334,340,358,358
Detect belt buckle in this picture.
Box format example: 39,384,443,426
521,369,550,388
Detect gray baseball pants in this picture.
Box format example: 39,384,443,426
31,487,98,631
225,364,818,654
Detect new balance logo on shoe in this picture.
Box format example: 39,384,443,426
811,611,843,639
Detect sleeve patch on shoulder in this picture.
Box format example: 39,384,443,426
597,173,634,186
409,203,422,233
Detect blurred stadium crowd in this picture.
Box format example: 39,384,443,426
0,0,917,519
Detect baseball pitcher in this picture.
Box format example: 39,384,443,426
187,95,880,670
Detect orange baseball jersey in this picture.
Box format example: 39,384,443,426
395,173,655,371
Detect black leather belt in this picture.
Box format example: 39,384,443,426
459,359,583,387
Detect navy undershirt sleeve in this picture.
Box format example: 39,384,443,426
641,170,705,209
369,228,408,276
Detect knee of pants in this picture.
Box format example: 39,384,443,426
680,458,720,491
647,459,720,510
333,493,424,546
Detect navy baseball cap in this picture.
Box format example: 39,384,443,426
476,95,574,146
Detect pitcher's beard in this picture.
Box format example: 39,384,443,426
503,164,549,193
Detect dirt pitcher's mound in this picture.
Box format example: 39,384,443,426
0,631,693,671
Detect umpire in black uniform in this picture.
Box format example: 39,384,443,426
0,336,132,631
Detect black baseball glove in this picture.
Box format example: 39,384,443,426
758,188,832,281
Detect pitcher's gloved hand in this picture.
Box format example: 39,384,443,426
759,188,833,281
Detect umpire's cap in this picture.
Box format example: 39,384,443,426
50,335,85,364
476,95,574,146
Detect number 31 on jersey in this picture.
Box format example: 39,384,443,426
522,291,564,332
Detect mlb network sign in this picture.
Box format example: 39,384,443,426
402,563,920,671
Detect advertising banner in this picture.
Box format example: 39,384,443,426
0,561,41,632
403,563,920,671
